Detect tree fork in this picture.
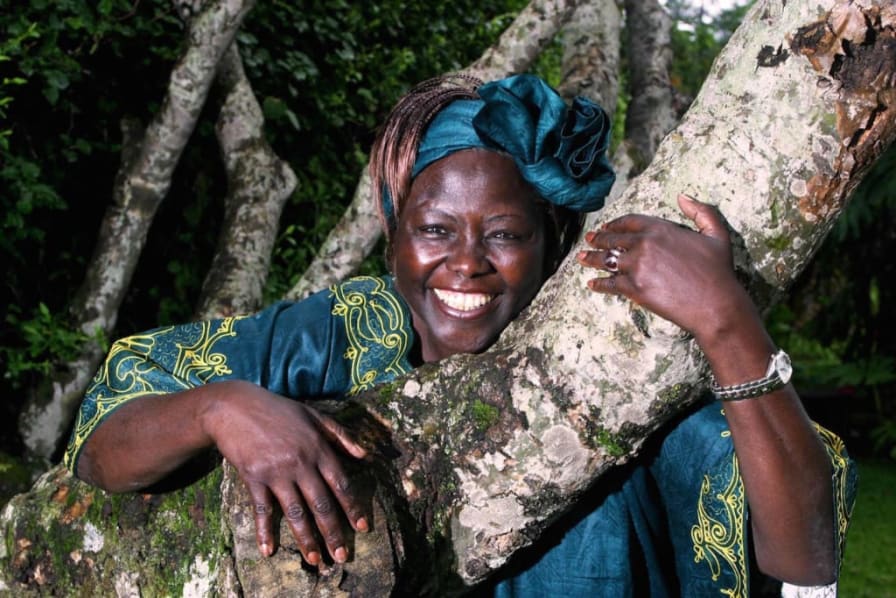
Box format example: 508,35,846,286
16,0,257,461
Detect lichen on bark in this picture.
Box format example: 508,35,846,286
2,466,226,596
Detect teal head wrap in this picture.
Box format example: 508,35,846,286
383,74,615,228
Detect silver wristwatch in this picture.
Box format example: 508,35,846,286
710,349,793,401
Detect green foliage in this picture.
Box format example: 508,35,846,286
0,450,35,506
0,1,188,421
667,1,753,99
2,303,106,390
0,21,37,149
0,0,531,454
770,144,896,459
839,460,896,594
1,155,66,258
246,0,529,301
0,0,891,469
0,0,184,296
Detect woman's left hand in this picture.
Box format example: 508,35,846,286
580,194,841,585
577,194,751,340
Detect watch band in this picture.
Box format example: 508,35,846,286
710,349,793,401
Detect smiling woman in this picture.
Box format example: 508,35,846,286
370,74,613,362
64,73,854,596
390,150,547,362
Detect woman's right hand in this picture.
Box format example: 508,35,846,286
201,380,369,565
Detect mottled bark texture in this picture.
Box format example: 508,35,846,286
3,1,894,596
288,0,582,299
621,0,677,174
557,0,622,113
608,0,677,199
17,0,257,461
194,44,297,318
380,1,896,586
465,0,584,81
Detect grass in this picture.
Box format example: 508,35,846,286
839,459,896,597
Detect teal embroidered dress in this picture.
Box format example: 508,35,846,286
65,276,414,472
65,275,856,597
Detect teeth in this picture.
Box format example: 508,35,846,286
433,289,494,312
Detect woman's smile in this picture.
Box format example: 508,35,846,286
432,288,496,313
390,148,547,363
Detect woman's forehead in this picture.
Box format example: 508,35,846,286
403,150,540,216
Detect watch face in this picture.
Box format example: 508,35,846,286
774,351,793,384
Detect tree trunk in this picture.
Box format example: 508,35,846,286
609,0,678,198
557,0,621,113
194,43,297,318
3,1,893,596
372,0,895,584
621,0,677,173
16,0,257,461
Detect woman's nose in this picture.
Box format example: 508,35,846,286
446,237,491,277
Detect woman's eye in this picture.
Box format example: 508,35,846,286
491,230,522,241
419,224,448,236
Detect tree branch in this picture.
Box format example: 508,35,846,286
194,44,297,318
348,0,896,585
17,0,257,460
621,0,677,175
557,0,621,113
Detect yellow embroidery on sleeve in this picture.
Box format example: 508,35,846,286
331,277,411,395
690,454,748,598
814,423,856,568
173,319,238,382
64,317,241,471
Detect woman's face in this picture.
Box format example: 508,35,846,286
391,149,547,363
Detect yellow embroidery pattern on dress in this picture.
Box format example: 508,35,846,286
173,319,239,382
331,276,411,395
64,318,241,471
814,423,856,567
690,454,747,598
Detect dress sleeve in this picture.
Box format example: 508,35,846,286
64,275,416,476
647,402,857,597
63,292,341,474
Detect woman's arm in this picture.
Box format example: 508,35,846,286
687,289,835,584
578,194,836,584
77,380,370,566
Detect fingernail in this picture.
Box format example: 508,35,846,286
585,231,596,242
334,546,348,563
576,251,587,262
307,551,321,566
259,542,272,557
356,517,369,533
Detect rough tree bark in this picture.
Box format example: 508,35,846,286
287,0,586,299
368,0,893,585
16,0,257,461
3,1,894,596
557,0,621,113
194,43,298,318
609,0,678,198
621,0,677,173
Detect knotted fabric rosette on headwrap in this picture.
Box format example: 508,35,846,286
408,73,615,214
